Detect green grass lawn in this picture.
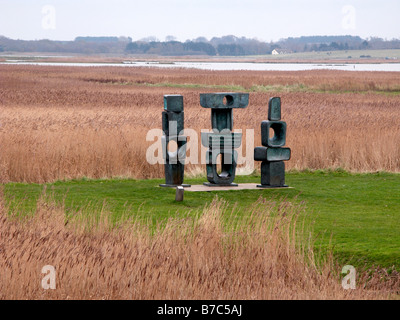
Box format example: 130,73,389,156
3,171,400,270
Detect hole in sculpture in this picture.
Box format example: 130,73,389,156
269,127,275,139
223,95,234,106
167,140,178,153
167,140,179,159
216,154,222,175
216,153,230,178
269,123,285,146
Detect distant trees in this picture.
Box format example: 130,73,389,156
183,42,216,55
366,37,400,50
216,44,245,56
125,40,217,56
360,40,369,49
0,36,128,54
310,41,350,52
210,35,271,55
281,35,361,52
193,36,208,43
165,35,177,42
124,35,271,56
275,35,400,53
138,36,159,43
1,34,400,56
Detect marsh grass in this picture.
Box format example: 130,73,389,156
1,66,400,183
0,187,397,300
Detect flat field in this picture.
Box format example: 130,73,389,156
248,49,400,62
1,65,400,183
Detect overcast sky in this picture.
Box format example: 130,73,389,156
0,0,399,42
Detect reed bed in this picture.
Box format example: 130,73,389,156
1,65,400,183
0,188,397,300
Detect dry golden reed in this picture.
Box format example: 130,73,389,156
1,65,400,183
0,189,397,300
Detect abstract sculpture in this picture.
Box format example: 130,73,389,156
254,97,291,188
200,93,249,186
160,95,190,187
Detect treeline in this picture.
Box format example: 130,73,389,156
125,40,270,56
125,41,218,56
125,35,400,55
0,36,128,54
125,35,273,55
281,35,400,52
1,35,400,56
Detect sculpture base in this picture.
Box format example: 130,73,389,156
186,183,293,192
159,184,191,188
257,184,289,188
203,182,238,187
